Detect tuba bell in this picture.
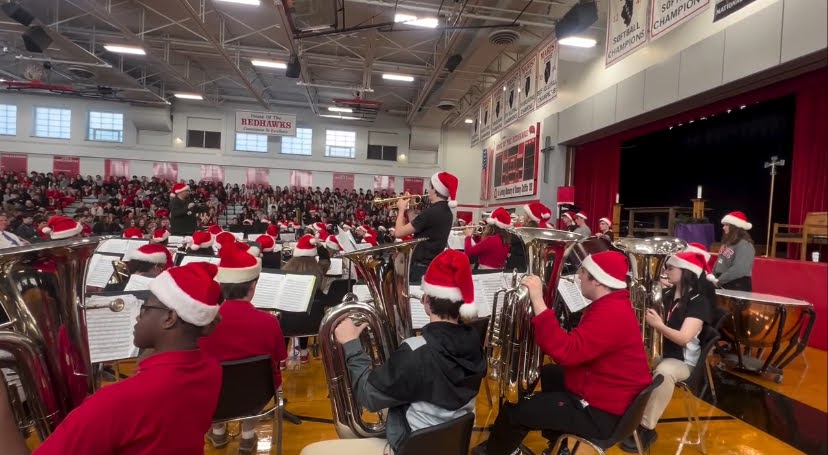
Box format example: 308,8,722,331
613,237,686,365
318,238,425,439
487,227,583,404
0,238,102,440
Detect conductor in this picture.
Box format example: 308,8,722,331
169,183,200,236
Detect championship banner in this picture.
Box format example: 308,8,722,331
504,72,520,127
0,153,27,173
402,177,424,195
479,95,492,141
373,175,395,192
650,0,709,40
152,162,178,181
470,108,481,146
332,172,355,191
492,123,540,200
536,41,559,108
53,156,79,176
235,110,297,137
519,55,538,118
246,168,269,186
606,0,650,67
713,0,758,22
200,164,224,182
480,148,492,201
105,159,130,179
491,89,504,134
290,170,312,188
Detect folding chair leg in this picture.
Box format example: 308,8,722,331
283,410,302,425
705,362,717,403
483,378,493,407
676,389,707,455
274,390,284,455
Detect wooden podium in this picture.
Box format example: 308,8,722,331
692,198,706,220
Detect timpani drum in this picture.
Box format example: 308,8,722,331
715,289,816,383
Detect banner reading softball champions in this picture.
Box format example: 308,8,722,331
492,123,540,200
479,94,492,140
606,0,650,67
470,108,481,145
650,0,709,40
536,40,559,108
518,55,537,118
503,72,520,127
235,110,297,137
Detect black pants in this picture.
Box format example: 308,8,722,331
484,365,620,454
721,276,752,292
409,262,428,284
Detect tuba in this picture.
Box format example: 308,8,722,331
318,238,425,439
487,227,583,404
0,238,102,440
614,237,686,365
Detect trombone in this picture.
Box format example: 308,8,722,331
372,194,422,207
451,226,484,234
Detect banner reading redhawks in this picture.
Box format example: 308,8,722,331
200,164,224,182
0,153,27,173
402,177,424,195
235,110,297,137
492,123,540,200
606,0,649,67
332,173,354,191
105,159,130,179
153,162,178,181
246,168,269,186
53,156,79,176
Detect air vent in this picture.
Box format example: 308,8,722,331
437,100,456,111
488,29,520,46
66,66,95,79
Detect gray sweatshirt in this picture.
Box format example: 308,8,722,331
574,225,592,237
713,239,755,283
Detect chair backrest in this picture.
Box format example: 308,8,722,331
603,375,665,445
682,324,721,394
396,412,476,455
804,212,828,236
213,355,275,422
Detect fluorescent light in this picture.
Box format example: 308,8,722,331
464,118,473,124
104,44,146,55
383,73,414,82
328,107,353,113
558,36,597,48
215,0,260,5
174,93,203,100
394,13,439,28
251,59,287,69
319,114,359,120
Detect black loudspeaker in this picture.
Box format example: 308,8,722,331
285,54,301,79
554,0,598,40
445,54,462,72
1,2,34,26
23,26,52,53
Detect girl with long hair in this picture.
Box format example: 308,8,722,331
710,211,755,291
463,208,512,270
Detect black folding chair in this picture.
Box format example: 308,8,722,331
397,412,476,455
675,325,721,454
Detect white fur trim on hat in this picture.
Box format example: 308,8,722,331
523,204,539,222
149,272,219,326
599,217,611,226
127,250,168,265
486,216,510,230
46,222,83,240
189,238,213,251
420,280,466,303
581,255,627,289
706,273,718,283
667,255,702,278
459,302,477,319
431,173,449,198
722,214,752,230
215,258,262,284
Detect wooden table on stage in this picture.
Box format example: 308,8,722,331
626,206,694,237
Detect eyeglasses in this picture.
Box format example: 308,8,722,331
140,304,169,314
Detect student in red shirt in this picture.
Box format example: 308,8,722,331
200,242,287,453
0,262,224,455
463,207,512,270
474,251,652,455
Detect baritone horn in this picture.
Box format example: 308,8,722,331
318,238,425,439
451,226,484,234
371,194,422,207
487,227,583,404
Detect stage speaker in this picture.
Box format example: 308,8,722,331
554,0,598,40
23,26,52,53
285,54,301,79
445,54,462,72
1,2,34,26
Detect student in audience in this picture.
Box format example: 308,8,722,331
200,242,287,453
104,243,173,292
0,212,28,248
0,262,223,455
42,216,84,240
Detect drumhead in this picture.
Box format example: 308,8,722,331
715,289,811,306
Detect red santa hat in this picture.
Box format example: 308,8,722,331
562,212,576,223
128,243,173,270
151,228,170,243
312,222,326,232
430,172,459,208
325,235,342,251
685,242,711,264
421,249,476,319
170,183,189,197
214,231,237,249
234,241,261,258
316,228,330,242
208,224,223,237
265,224,279,238
667,251,707,278
599,217,612,227
486,207,512,229
255,234,276,253
216,241,262,284
42,216,83,240
580,251,628,289
293,234,318,257
721,211,752,230
122,227,144,239
148,262,221,326
340,221,353,231
575,212,588,220
456,212,472,226
187,231,213,251
523,202,551,223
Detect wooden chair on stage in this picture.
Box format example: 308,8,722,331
770,212,828,259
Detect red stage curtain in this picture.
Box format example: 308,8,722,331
573,136,621,232
789,81,828,225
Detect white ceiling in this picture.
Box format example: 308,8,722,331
0,0,607,126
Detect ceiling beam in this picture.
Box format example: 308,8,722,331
274,0,318,115
344,0,557,29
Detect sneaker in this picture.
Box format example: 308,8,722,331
206,430,229,449
279,360,287,370
239,434,258,454
620,426,657,453
299,350,310,364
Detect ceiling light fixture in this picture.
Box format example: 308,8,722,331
558,36,597,48
174,93,203,100
328,107,353,113
103,44,146,55
215,0,260,5
383,73,414,82
464,118,473,124
251,59,287,69
319,114,360,120
394,13,439,28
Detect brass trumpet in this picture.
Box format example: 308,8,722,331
451,226,484,234
371,194,422,207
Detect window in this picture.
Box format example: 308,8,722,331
367,145,398,161
281,127,313,155
88,111,124,142
325,129,356,158
34,107,71,139
235,133,268,152
0,104,16,136
187,130,221,149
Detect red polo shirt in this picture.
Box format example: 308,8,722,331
199,300,288,388
34,350,221,455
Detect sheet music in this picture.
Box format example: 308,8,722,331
557,278,591,313
168,236,185,246
97,239,129,255
325,258,343,276
85,294,142,363
123,240,146,259
447,232,466,251
251,273,316,312
407,286,431,329
337,231,358,253
355,242,372,250
123,274,153,291
351,284,372,302
86,254,116,288
251,273,283,309
472,273,506,318
179,255,220,266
